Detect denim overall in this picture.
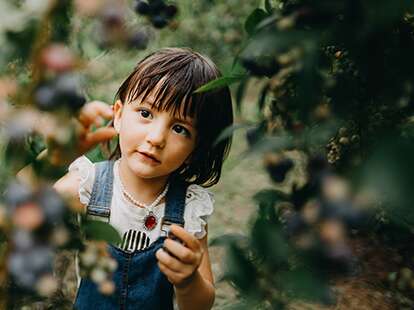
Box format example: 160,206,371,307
74,160,187,310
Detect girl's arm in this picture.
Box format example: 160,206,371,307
156,225,215,310
53,170,84,212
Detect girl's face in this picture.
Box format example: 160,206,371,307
113,92,197,182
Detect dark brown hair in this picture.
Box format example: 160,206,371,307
107,47,233,187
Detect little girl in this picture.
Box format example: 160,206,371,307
54,48,233,309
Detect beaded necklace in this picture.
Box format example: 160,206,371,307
116,164,169,231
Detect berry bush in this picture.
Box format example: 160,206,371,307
2,0,414,309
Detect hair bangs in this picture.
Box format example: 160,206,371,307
120,56,207,121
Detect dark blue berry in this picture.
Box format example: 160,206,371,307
165,4,178,18
266,158,294,183
151,15,168,28
135,1,150,15
34,83,58,111
127,31,149,49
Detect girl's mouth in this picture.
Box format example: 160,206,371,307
138,151,161,164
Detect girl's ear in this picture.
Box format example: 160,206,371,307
113,99,123,133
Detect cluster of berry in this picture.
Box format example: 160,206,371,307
245,125,295,183
2,182,68,296
281,155,371,275
326,126,360,165
99,5,149,49
134,0,178,29
78,242,118,295
34,44,85,112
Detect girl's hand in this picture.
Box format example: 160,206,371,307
44,101,117,166
156,225,204,289
76,100,117,154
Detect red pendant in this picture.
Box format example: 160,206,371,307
144,212,157,230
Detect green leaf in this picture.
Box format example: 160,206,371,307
251,217,290,265
253,189,289,207
214,123,251,146
83,220,122,244
264,0,273,14
277,268,331,303
210,233,249,247
258,83,270,112
194,74,246,93
245,8,269,36
222,244,257,293
235,77,249,113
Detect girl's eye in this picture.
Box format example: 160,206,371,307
138,109,152,119
173,125,191,137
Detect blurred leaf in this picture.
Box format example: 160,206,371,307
251,217,290,265
222,243,257,293
258,83,270,112
214,123,251,146
210,233,249,247
277,268,331,304
360,137,414,229
5,19,38,63
264,0,273,14
241,30,316,58
245,8,269,36
364,0,414,31
83,220,121,244
235,77,249,113
247,134,294,154
50,0,73,43
253,189,289,207
194,74,246,93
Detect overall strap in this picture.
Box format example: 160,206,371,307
161,178,188,236
87,160,115,221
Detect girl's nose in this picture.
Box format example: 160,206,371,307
146,121,167,148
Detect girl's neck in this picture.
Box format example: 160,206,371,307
118,157,169,205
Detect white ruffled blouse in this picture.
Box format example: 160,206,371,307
68,156,214,252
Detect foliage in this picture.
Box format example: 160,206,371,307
2,0,414,308
205,0,414,307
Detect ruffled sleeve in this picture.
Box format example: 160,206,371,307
183,184,214,239
67,155,95,206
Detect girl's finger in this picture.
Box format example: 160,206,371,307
157,261,182,284
163,238,196,264
80,127,117,152
169,225,201,252
78,101,113,128
155,248,183,273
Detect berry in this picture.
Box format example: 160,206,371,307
4,182,32,208
134,1,150,15
37,187,66,223
12,229,35,251
264,154,294,183
151,15,168,28
127,31,149,49
34,83,58,111
99,279,116,295
149,0,166,14
40,44,76,72
12,202,44,231
9,246,54,289
101,6,124,28
165,4,178,18
54,74,86,111
36,274,58,297
284,213,306,236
